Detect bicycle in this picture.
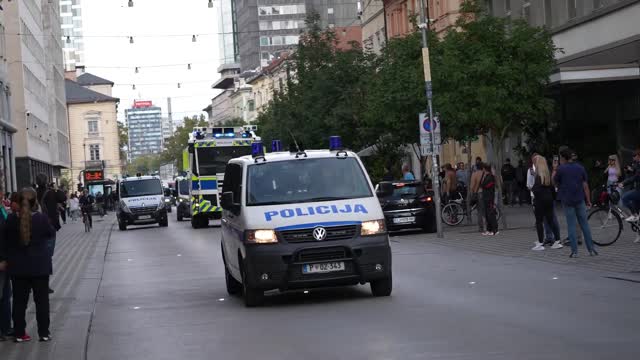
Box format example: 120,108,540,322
441,193,501,226
587,184,640,246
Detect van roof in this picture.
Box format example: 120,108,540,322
121,175,160,181
231,149,359,165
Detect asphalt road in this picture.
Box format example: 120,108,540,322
85,213,640,360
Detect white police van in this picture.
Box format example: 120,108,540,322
116,174,168,230
220,137,392,307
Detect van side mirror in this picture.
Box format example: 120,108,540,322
221,191,239,213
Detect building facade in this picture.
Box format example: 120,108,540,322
218,0,239,64
60,0,84,70
0,3,17,192
5,0,70,189
361,0,386,53
235,0,362,70
125,101,163,160
65,71,121,190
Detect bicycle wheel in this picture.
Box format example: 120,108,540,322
588,208,622,246
442,203,464,226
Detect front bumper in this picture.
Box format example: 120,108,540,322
383,207,435,231
242,234,391,291
119,208,167,225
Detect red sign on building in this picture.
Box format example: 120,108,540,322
84,170,104,182
133,100,153,108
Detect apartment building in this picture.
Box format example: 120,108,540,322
5,0,70,189
0,2,17,192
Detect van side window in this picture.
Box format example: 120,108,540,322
223,163,243,202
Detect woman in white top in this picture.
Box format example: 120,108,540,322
605,154,622,205
69,193,80,222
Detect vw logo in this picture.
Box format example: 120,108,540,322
312,226,327,241
141,203,145,207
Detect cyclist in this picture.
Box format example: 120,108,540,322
619,149,640,223
79,190,95,228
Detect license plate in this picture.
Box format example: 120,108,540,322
302,262,345,274
138,215,152,220
393,216,415,224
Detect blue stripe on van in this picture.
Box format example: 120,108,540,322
192,180,218,190
274,221,361,231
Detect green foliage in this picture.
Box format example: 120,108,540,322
221,117,246,126
160,115,208,170
118,121,128,162
126,154,161,175
257,12,374,151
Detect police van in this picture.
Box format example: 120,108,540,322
116,174,168,230
220,137,392,307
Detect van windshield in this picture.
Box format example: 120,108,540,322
178,179,190,195
195,146,252,176
246,157,372,206
120,179,163,198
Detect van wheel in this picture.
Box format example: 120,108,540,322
370,276,392,297
225,266,242,296
177,210,183,222
118,221,127,231
159,218,168,227
191,217,200,229
241,262,263,307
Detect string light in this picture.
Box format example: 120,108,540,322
129,36,134,44
66,36,71,44
177,83,181,88
192,35,197,42
208,0,214,8
128,0,134,7
132,84,136,90
187,63,192,70
135,67,139,73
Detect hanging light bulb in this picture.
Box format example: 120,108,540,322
66,36,71,44
135,67,139,73
177,83,181,88
187,63,192,70
192,35,197,43
208,0,214,8
132,84,136,90
128,0,134,7
129,36,134,44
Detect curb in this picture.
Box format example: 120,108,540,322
51,220,115,360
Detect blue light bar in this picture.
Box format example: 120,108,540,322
329,136,343,151
271,140,283,152
252,141,264,157
214,133,223,138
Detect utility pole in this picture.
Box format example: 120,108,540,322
418,0,443,238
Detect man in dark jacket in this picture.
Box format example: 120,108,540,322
0,171,13,340
620,149,640,226
35,174,58,294
501,158,516,206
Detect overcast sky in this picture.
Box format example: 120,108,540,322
82,0,223,126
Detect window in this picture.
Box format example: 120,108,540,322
272,36,283,45
568,0,577,19
544,0,552,26
260,36,270,46
222,163,243,205
89,144,100,160
522,2,531,23
247,100,255,112
88,120,98,134
328,7,334,14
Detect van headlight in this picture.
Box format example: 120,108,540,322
120,201,131,213
246,230,278,244
157,201,165,210
361,220,386,236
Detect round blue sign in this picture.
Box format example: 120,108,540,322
423,118,437,132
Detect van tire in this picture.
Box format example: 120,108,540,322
118,221,127,231
191,217,200,229
225,266,242,296
370,276,392,297
241,262,264,307
177,210,183,222
159,218,168,227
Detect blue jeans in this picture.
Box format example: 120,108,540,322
622,189,640,214
563,201,596,254
0,272,11,334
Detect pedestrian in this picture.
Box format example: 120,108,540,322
56,186,68,225
480,163,498,236
402,163,415,181
0,173,14,341
515,159,528,205
5,188,55,342
553,147,598,257
442,164,457,203
619,149,640,224
35,174,59,294
470,162,485,233
531,156,562,251
456,162,469,198
69,194,80,222
501,158,517,206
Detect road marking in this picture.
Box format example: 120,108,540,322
133,306,140,310
552,276,559,280
468,281,476,285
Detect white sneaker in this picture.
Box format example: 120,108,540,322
624,215,639,222
551,241,564,249
532,243,545,251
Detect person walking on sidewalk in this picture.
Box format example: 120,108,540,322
619,149,640,224
554,147,598,258
470,162,485,233
481,163,499,236
501,158,517,206
69,193,80,222
5,188,55,342
35,175,59,295
531,156,562,251
0,175,13,341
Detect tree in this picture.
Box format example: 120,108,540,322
430,0,558,226
160,115,208,170
118,121,129,163
126,154,161,175
257,12,374,151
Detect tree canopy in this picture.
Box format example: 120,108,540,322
160,115,208,170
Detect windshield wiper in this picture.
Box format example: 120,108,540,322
305,196,352,202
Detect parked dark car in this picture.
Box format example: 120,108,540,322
376,181,437,233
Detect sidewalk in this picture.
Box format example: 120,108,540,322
406,205,640,275
0,214,114,360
